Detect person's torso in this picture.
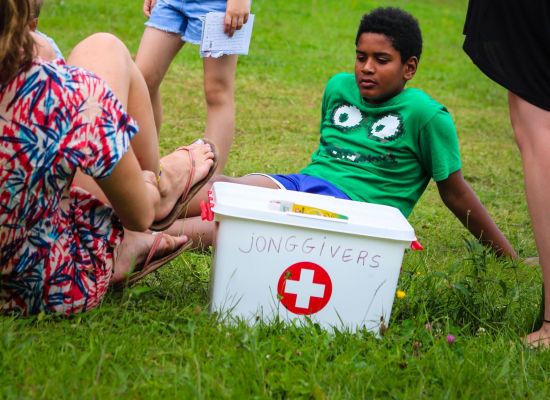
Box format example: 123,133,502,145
301,73,456,217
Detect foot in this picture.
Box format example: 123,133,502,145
523,257,540,266
162,217,216,250
163,219,187,237
156,140,215,221
110,230,188,283
525,321,550,348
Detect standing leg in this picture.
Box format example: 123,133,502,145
135,27,184,135
203,55,239,173
509,92,550,347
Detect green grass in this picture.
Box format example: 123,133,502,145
2,0,549,398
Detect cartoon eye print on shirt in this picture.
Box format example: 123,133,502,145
368,114,403,142
332,105,363,130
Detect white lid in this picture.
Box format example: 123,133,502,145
211,182,415,242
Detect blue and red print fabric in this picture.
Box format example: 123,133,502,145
0,59,137,315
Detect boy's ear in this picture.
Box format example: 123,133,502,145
403,56,418,81
29,18,38,31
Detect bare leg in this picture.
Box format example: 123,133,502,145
509,92,550,347
165,216,216,250
68,33,160,173
203,55,239,173
156,141,215,220
67,34,215,223
170,174,280,248
185,173,280,218
135,27,184,134
75,141,215,226
110,230,188,283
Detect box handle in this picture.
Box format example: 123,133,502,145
200,190,215,221
284,211,349,223
270,200,348,221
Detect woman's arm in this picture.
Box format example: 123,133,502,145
96,148,160,232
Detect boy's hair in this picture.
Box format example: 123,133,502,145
355,7,422,63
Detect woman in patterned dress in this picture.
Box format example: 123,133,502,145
0,0,215,315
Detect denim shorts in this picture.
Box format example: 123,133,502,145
146,0,227,44
257,173,351,200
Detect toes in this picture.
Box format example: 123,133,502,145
525,329,550,349
161,234,188,252
152,234,187,259
198,143,214,158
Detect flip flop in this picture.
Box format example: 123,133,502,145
150,139,218,231
114,232,192,289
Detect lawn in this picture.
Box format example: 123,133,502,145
1,0,549,398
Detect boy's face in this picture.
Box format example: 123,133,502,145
354,32,417,103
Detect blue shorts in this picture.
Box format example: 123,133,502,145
266,174,351,200
146,0,227,44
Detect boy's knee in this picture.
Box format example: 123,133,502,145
206,175,243,190
210,174,231,184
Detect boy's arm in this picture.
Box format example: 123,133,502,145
31,31,57,62
225,0,251,37
436,170,517,258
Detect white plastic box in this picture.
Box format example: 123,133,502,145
209,182,415,333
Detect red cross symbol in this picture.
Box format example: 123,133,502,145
277,261,333,315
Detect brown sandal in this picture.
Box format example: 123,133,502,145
114,232,192,289
150,139,218,231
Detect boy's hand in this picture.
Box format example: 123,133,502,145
143,0,157,17
523,257,539,266
225,0,251,37
436,170,517,259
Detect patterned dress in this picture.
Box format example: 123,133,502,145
0,59,138,315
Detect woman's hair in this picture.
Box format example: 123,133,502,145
0,0,34,84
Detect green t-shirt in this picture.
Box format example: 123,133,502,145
301,73,461,217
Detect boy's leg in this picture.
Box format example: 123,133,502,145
171,174,280,248
203,55,239,173
165,216,216,250
184,173,280,218
508,92,550,346
135,27,184,134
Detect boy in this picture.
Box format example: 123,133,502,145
177,7,516,258
28,0,64,60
